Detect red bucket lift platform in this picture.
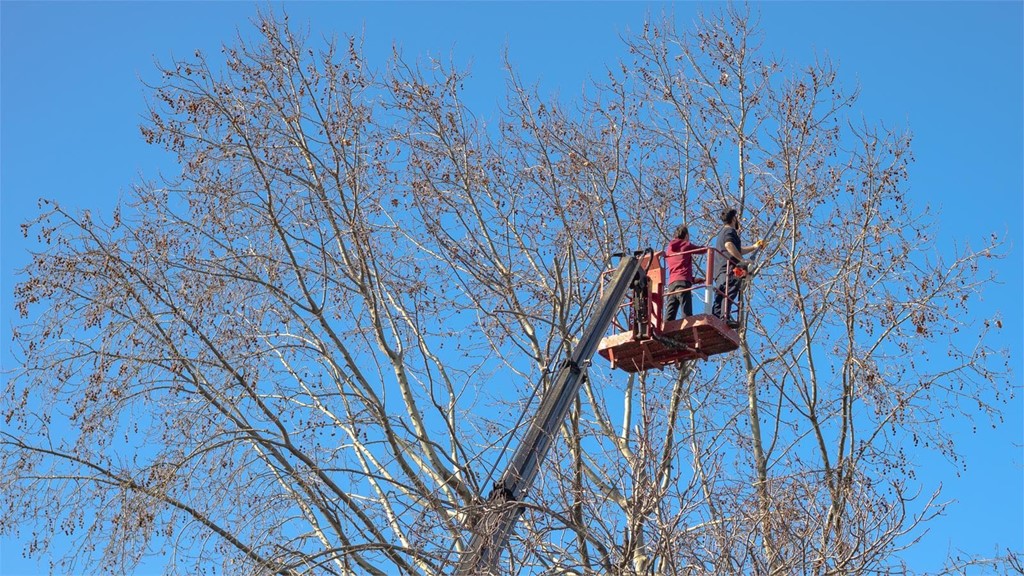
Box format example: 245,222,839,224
597,313,740,373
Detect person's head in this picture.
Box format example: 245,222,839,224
720,208,739,229
674,224,689,241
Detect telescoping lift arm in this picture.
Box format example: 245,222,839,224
454,252,646,575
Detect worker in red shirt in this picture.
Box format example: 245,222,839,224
663,224,704,321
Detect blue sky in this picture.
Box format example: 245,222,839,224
2,2,1021,574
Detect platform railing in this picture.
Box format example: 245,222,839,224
600,246,742,336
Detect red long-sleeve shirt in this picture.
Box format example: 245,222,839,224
664,239,704,284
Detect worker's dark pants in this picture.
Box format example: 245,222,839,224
712,276,744,321
664,281,693,321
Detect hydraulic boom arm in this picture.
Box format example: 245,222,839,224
454,253,645,575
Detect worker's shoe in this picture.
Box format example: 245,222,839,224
725,318,741,329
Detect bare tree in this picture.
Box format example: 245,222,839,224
3,7,1011,575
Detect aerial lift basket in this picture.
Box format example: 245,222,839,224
596,249,741,372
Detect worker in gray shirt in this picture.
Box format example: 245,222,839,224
712,208,762,326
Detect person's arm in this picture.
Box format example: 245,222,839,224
724,241,744,262
726,238,763,265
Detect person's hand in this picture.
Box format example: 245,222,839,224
753,239,765,249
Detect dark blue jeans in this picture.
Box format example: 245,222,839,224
712,276,744,321
664,280,693,321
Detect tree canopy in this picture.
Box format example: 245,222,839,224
3,7,1013,575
